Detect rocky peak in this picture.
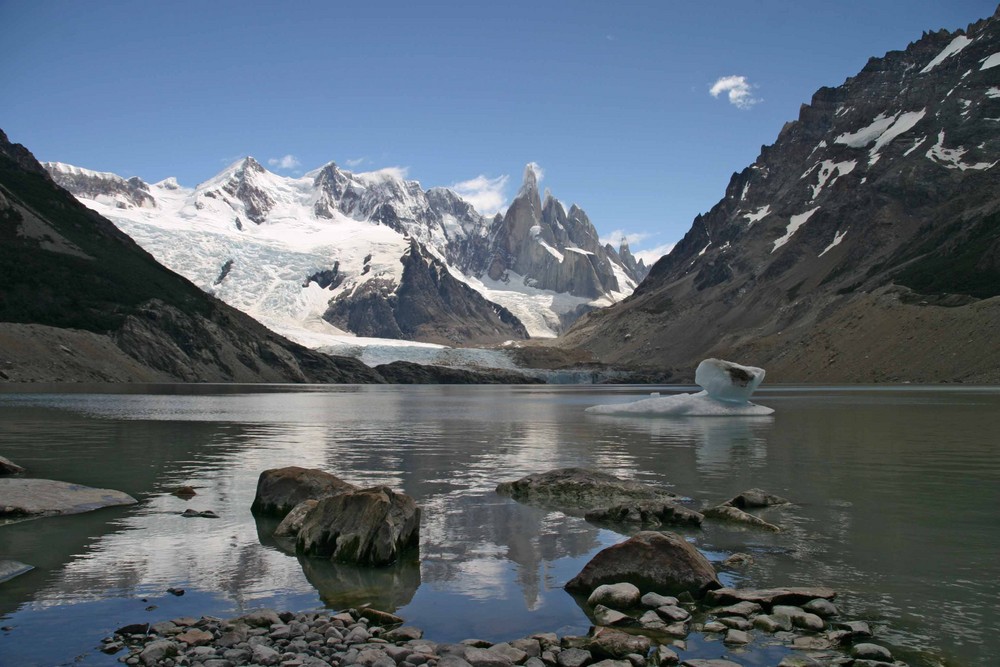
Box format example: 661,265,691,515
214,157,274,224
44,161,155,209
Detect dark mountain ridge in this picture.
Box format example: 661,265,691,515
562,10,1000,383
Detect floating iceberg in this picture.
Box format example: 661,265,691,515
585,359,774,417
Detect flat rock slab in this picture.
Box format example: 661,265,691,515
0,455,25,475
496,468,676,512
0,478,136,517
0,559,34,583
705,586,836,608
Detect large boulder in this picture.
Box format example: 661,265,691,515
694,359,765,403
0,559,33,583
565,531,720,598
297,486,420,566
0,478,136,517
496,468,676,512
250,466,358,518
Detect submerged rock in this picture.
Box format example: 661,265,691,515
0,456,25,475
496,468,676,512
0,559,33,583
723,488,789,508
565,531,720,597
706,586,836,608
703,505,781,532
0,478,136,517
585,500,703,528
251,466,358,518
297,486,420,566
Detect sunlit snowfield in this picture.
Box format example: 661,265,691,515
0,385,998,666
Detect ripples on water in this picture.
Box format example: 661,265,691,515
0,385,997,666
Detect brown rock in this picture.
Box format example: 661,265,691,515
705,586,836,608
274,499,319,537
0,456,25,475
565,531,720,598
250,466,358,518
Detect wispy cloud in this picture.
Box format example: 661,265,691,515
345,157,366,168
358,166,409,181
452,174,510,216
268,154,301,170
634,242,675,265
709,75,760,110
599,229,652,248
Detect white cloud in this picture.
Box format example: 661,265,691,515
268,154,301,170
451,174,510,216
709,75,760,110
358,166,409,181
634,242,675,266
526,161,545,182
345,157,366,168
599,229,652,248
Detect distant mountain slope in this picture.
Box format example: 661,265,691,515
562,10,1000,383
0,129,383,383
45,159,647,346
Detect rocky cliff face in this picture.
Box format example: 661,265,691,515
1,130,383,383
482,165,644,299
563,11,1000,383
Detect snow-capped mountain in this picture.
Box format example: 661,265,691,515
563,10,1000,383
45,158,646,352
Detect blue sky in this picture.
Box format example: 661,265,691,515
1,1,995,262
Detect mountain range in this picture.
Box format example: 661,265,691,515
44,158,648,354
562,9,1000,383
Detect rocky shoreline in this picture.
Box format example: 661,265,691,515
101,585,909,667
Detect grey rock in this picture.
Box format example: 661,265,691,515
565,531,720,597
836,620,873,638
791,636,832,650
637,611,667,631
717,617,750,631
274,499,319,538
752,614,792,633
655,605,690,622
723,629,750,645
140,639,178,667
0,478,136,517
851,643,893,661
250,467,358,518
489,642,528,664
652,645,679,666
465,646,515,667
296,486,420,566
358,648,398,667
237,610,283,628
702,504,781,532
556,648,592,667
584,628,650,660
702,621,727,633
439,657,474,667
803,598,839,618
592,605,634,628
680,660,743,667
589,661,631,667
510,638,541,658
525,659,546,667
777,656,825,667
640,592,678,608
713,601,762,617
384,626,424,642
587,583,641,610
720,553,754,568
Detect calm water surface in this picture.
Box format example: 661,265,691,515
0,384,997,666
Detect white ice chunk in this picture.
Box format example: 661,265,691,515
585,358,773,417
695,358,766,403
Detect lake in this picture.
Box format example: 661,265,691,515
0,384,997,666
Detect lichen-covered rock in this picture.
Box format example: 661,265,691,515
565,531,720,597
297,486,420,566
496,468,676,512
251,466,357,518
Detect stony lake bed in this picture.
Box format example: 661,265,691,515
0,384,998,666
